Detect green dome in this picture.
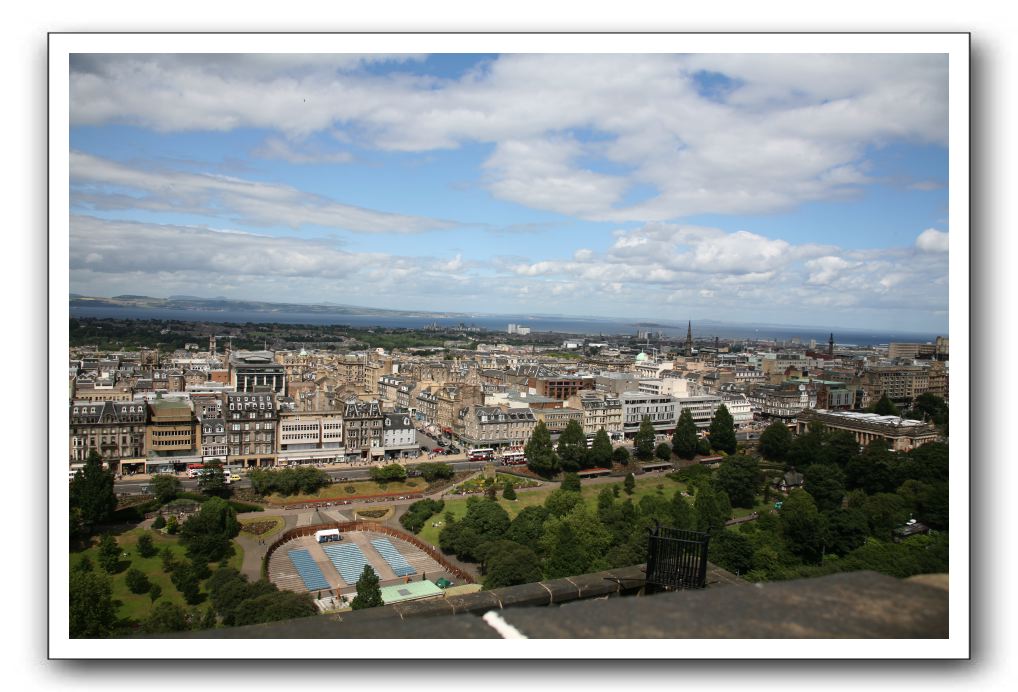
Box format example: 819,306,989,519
635,352,649,362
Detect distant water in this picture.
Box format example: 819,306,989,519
68,305,942,346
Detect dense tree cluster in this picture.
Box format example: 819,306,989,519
370,463,409,483
206,567,316,626
437,480,721,590
248,466,332,496
179,497,240,564
414,462,454,482
399,498,445,533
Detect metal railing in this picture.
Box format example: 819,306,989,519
645,524,709,592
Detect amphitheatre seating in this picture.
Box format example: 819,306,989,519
287,549,331,592
322,543,374,584
370,537,417,577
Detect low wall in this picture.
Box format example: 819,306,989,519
263,521,475,584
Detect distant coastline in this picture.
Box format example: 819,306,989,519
68,295,943,346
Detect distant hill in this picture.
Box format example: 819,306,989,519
69,293,472,319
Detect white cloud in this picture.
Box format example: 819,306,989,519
70,53,948,223
70,151,454,234
252,137,354,164
915,228,949,253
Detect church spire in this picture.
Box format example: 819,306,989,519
828,333,834,357
684,320,693,357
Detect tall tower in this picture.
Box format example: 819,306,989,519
684,321,693,357
828,333,834,357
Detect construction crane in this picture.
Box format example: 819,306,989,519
208,334,234,357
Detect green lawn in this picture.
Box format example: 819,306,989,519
70,527,244,624
417,474,689,546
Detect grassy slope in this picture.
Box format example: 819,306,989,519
70,528,244,624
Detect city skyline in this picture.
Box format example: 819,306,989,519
70,53,950,333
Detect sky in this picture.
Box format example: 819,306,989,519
68,53,950,332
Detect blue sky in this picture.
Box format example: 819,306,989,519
68,53,950,332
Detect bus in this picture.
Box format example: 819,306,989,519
468,448,495,461
500,451,526,466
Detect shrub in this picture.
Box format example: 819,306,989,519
399,498,446,534
136,532,157,558
152,515,166,530
125,568,151,594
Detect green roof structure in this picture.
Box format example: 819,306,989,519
379,580,445,605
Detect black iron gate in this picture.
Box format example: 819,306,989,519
645,525,710,592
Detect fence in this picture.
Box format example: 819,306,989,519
644,525,710,592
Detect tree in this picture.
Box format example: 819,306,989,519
708,404,737,455
97,533,121,574
482,541,543,589
863,493,909,541
694,484,731,534
150,474,182,505
803,463,847,513
416,462,454,482
634,416,656,461
152,515,166,530
125,567,151,594
623,472,636,495
544,488,583,517
166,515,179,535
780,489,825,563
655,442,672,461
350,564,383,610
672,409,699,460
758,421,793,463
870,393,900,416
369,463,408,483
69,450,117,533
542,522,589,579
825,507,870,556
846,440,897,494
136,531,157,558
588,428,613,468
612,446,631,466
180,496,240,564
171,561,204,605
711,530,754,575
69,568,116,638
143,600,190,634
525,420,560,478
670,490,696,531
714,456,761,508
560,472,581,492
909,393,949,432
507,506,550,548
148,583,162,602
197,460,229,498
556,419,588,471
502,481,517,500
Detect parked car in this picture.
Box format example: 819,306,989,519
432,447,446,454
448,445,460,454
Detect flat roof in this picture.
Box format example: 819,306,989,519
379,580,445,605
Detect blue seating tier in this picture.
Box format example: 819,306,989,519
287,549,331,592
371,538,416,577
322,543,374,584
